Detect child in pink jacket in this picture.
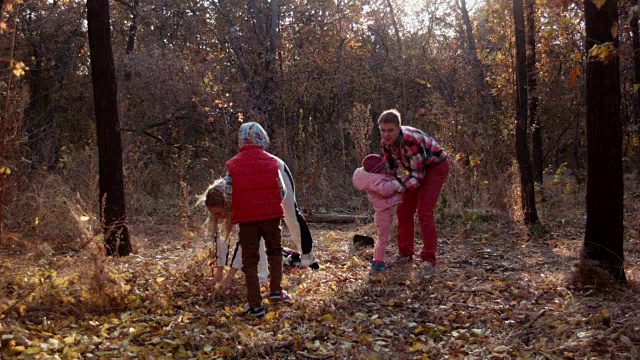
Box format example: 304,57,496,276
352,154,403,272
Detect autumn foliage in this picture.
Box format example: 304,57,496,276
0,0,639,358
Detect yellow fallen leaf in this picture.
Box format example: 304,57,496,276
175,346,188,358
215,346,234,357
156,277,165,283
319,313,333,322
410,342,427,352
589,42,616,61
414,327,427,334
592,0,607,9
24,347,41,355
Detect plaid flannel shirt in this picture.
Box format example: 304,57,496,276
381,126,448,192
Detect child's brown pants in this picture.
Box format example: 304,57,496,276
238,219,283,308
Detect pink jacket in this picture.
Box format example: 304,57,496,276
352,168,403,212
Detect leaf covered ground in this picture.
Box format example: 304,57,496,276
1,190,639,359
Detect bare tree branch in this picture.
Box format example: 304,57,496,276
121,128,184,150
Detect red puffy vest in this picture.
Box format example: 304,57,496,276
226,146,284,224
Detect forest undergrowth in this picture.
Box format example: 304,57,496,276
0,178,639,359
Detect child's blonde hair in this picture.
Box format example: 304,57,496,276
198,179,233,243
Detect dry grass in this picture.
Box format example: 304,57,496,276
2,162,639,358
2,203,638,358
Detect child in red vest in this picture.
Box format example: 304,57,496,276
224,122,290,319
201,179,270,288
200,179,318,291
352,154,403,272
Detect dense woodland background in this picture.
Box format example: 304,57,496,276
4,0,638,242
1,0,640,358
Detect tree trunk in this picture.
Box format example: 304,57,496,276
125,0,138,55
460,0,486,97
123,0,138,81
268,0,279,73
526,0,543,185
583,0,626,283
87,0,132,256
632,2,640,181
385,0,406,111
265,0,280,126
572,113,584,183
513,0,539,225
24,46,60,171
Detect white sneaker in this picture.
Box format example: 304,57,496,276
419,261,436,277
301,254,315,268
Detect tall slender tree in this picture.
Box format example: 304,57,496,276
460,0,488,99
86,0,131,256
513,0,539,225
631,2,640,180
526,0,543,185
583,0,626,283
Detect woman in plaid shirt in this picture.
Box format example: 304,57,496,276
378,109,450,277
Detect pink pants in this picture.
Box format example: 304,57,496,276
373,207,393,263
396,159,449,264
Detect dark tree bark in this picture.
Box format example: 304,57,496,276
264,0,280,127
123,0,138,81
125,0,138,56
86,0,131,256
526,0,543,185
583,0,626,283
632,2,640,180
513,0,539,225
268,0,279,72
572,113,584,183
24,46,60,171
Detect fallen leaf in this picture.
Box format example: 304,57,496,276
409,342,427,352
592,0,607,9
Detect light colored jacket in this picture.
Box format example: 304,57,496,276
352,167,402,212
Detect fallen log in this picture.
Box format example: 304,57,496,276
303,213,371,224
